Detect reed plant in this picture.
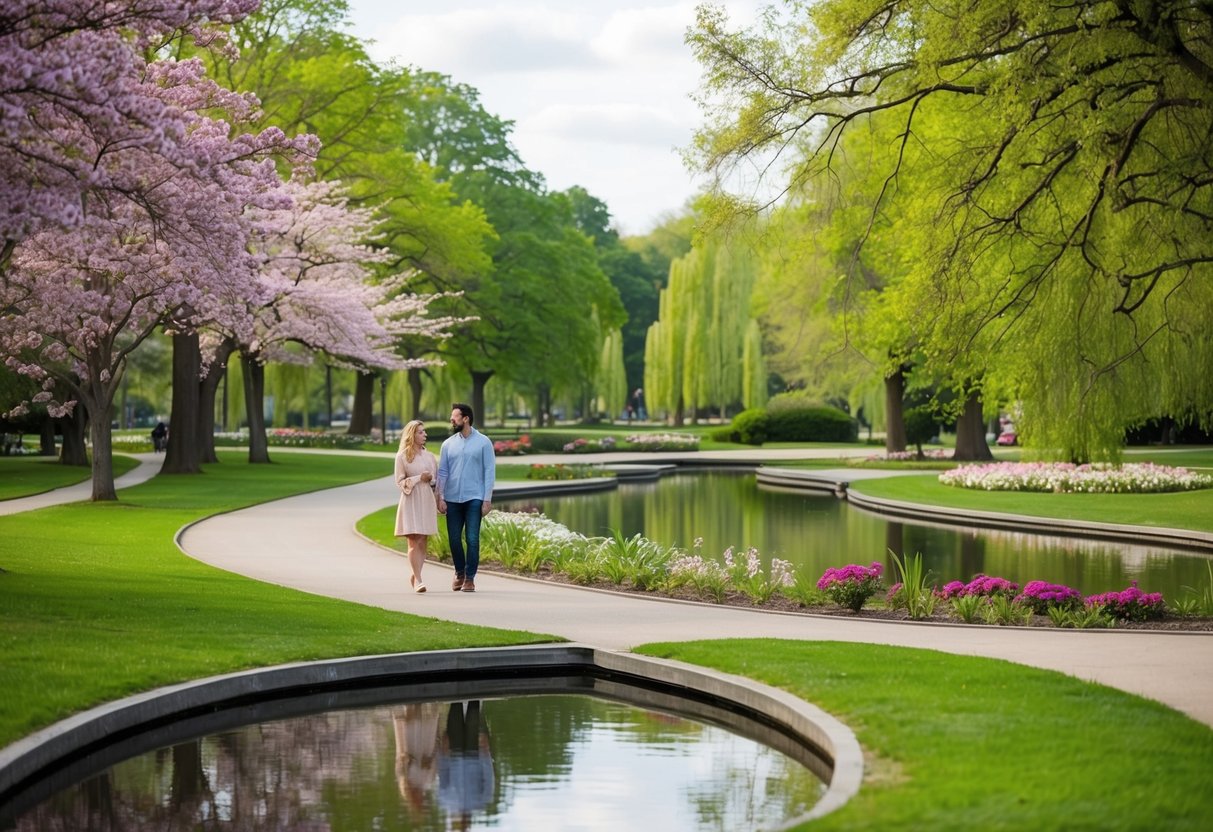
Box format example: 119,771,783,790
982,594,1033,626
950,593,985,623
889,551,938,620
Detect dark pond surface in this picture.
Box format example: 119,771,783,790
7,693,826,831
501,470,1211,599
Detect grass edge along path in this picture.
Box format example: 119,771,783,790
0,451,554,748
639,639,1213,831
848,473,1213,533
0,454,140,501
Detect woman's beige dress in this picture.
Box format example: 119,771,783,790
395,449,438,536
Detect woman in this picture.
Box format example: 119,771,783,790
394,419,438,592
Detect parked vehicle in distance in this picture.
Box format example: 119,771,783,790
996,431,1017,446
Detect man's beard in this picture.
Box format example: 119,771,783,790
450,422,462,435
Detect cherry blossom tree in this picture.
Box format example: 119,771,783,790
0,1,261,262
208,179,464,463
0,2,316,499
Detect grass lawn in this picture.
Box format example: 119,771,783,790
0,450,554,748
0,454,139,501
6,450,1213,829
640,640,1213,831
850,472,1213,533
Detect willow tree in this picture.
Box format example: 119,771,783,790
644,238,758,423
689,0,1213,460
596,328,627,420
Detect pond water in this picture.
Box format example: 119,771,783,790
6,693,826,832
501,470,1211,599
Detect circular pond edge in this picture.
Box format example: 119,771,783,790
0,643,863,830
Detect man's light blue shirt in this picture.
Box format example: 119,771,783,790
437,427,496,503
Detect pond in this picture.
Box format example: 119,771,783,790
500,470,1211,599
6,692,826,831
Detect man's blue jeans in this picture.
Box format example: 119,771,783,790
445,499,483,580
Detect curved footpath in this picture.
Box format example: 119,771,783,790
10,449,1213,728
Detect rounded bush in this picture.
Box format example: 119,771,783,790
731,408,769,445
766,405,856,442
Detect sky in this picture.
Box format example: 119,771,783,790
342,1,763,236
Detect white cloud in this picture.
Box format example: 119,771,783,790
526,103,689,148
346,1,765,233
368,8,597,75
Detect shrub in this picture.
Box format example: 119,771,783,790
708,425,739,443
766,405,857,443
731,408,769,445
817,562,883,612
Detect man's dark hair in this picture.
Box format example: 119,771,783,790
452,403,474,425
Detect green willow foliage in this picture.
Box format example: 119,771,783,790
644,239,761,422
690,0,1213,460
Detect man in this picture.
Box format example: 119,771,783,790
436,403,495,593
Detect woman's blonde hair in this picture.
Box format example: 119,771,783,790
399,420,426,462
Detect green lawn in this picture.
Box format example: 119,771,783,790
0,451,553,747
6,451,1213,829
0,454,140,500
850,472,1213,532
641,640,1213,831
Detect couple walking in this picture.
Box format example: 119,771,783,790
394,403,496,594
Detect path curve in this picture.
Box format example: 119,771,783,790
178,475,1213,728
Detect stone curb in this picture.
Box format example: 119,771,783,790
0,645,862,828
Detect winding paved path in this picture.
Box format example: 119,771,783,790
177,465,1213,729
8,449,1213,728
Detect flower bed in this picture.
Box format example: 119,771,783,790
524,463,613,481
435,513,1209,629
213,429,373,449
562,436,616,453
868,449,952,462
939,461,1213,493
494,435,532,455
624,433,699,451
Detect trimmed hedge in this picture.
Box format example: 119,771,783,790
766,405,857,442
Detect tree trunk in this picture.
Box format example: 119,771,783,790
348,371,374,434
197,339,235,464
87,402,117,501
242,355,271,464
884,366,908,453
953,387,994,461
471,369,494,428
407,367,424,421
58,410,88,466
162,331,202,474
39,417,56,456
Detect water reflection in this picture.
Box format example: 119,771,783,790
501,471,1211,598
11,695,824,831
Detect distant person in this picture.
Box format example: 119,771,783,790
437,700,495,826
631,387,645,421
436,403,495,593
151,421,168,452
395,419,439,593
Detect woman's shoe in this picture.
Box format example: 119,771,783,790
414,581,427,593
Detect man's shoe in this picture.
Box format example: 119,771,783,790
461,579,476,593
452,574,465,591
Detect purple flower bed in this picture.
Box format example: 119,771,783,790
1086,582,1166,621
938,574,1019,599
818,562,884,611
1019,580,1083,614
